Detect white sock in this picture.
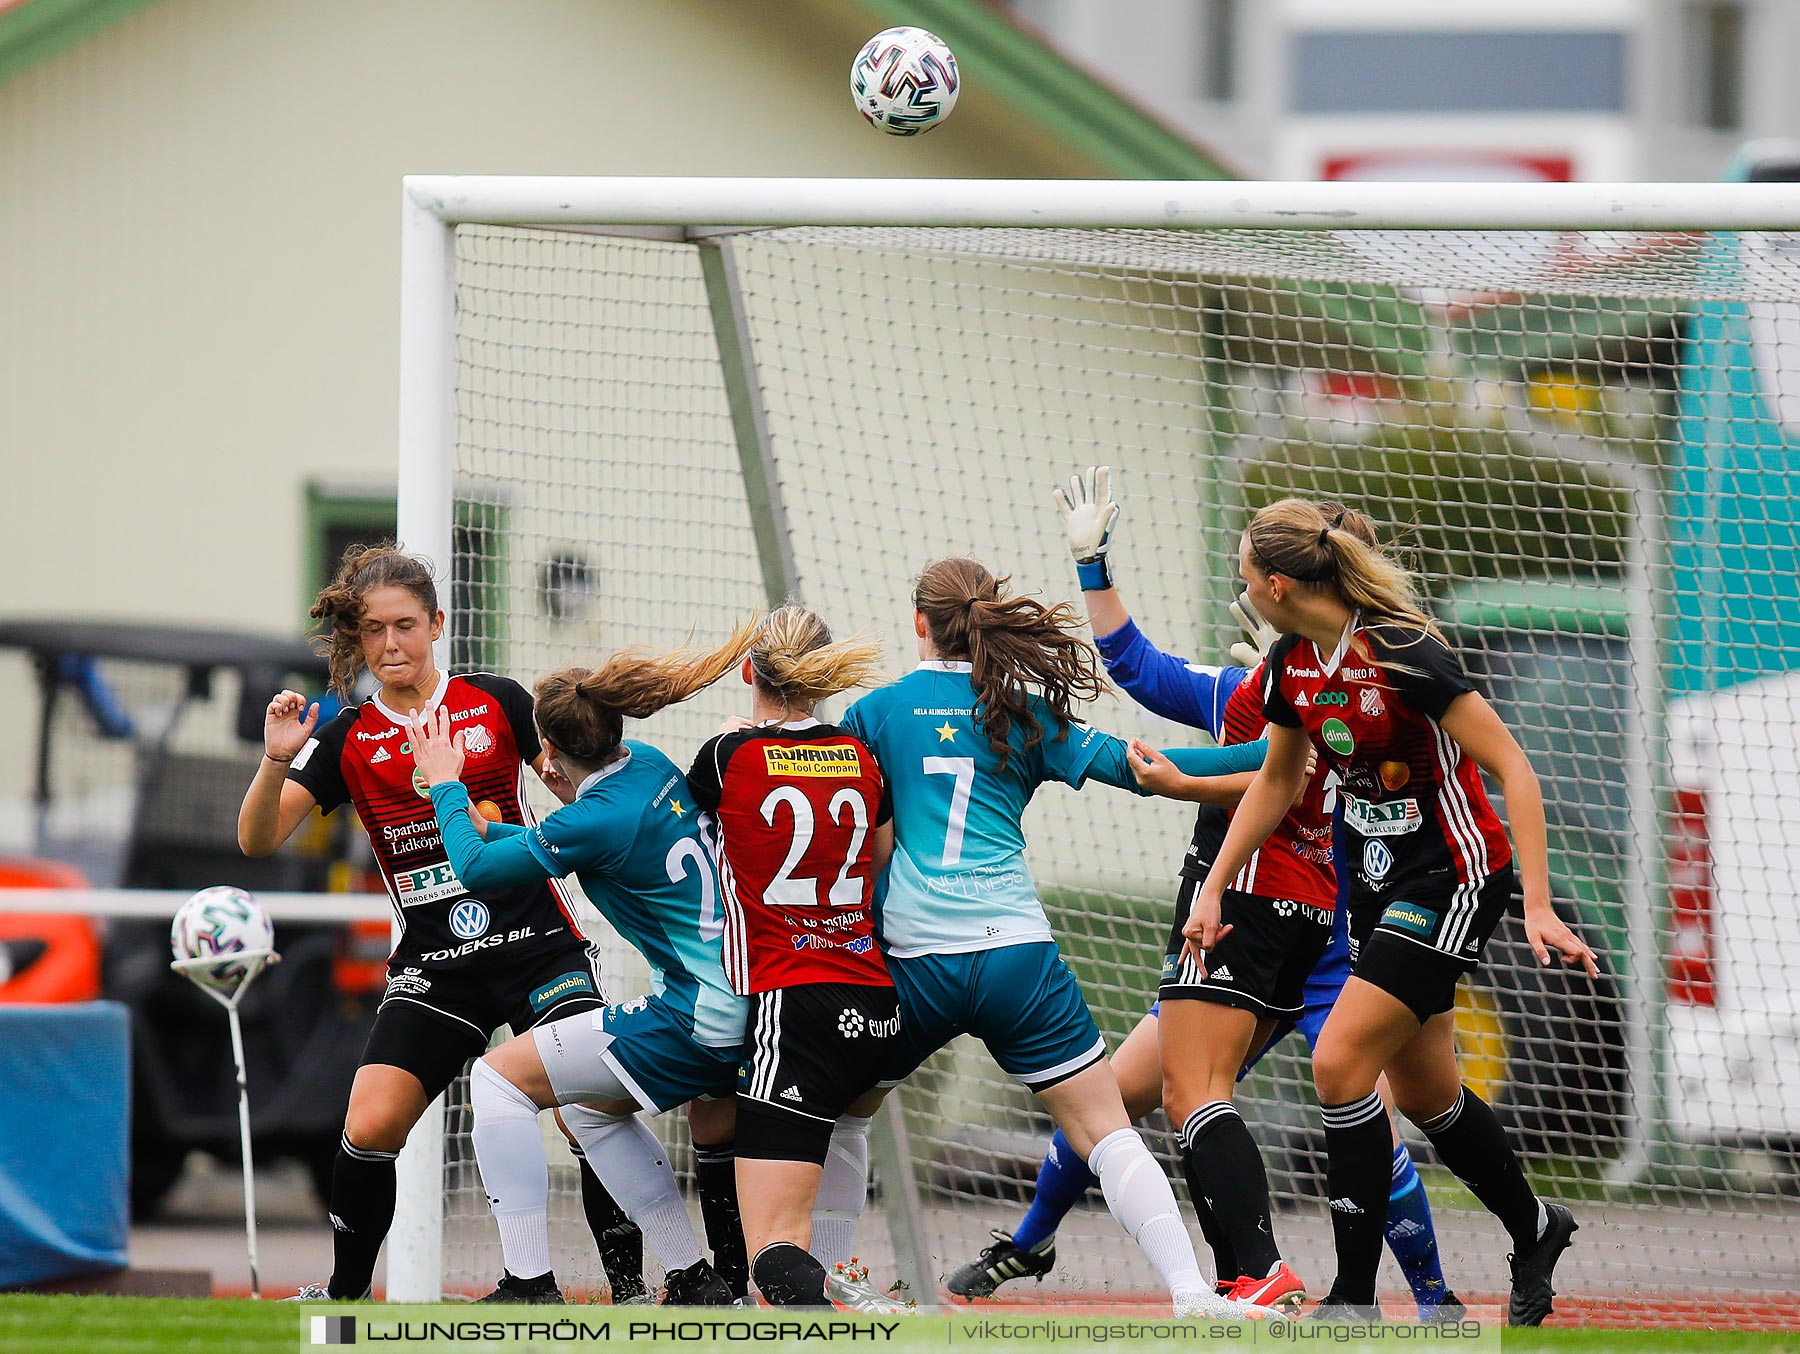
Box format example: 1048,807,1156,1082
810,1114,872,1267
1088,1127,1207,1299
469,1058,553,1280
561,1103,704,1272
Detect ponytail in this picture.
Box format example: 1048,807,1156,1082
750,605,885,710
535,616,761,764
914,558,1105,770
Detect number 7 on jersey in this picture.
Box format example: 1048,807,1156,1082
923,756,975,867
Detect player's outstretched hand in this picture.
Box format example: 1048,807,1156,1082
1052,465,1121,566
1229,595,1279,668
1525,906,1601,977
406,706,466,789
1125,739,1188,797
264,690,319,763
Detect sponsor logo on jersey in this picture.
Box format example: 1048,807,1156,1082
763,743,864,778
356,727,401,742
1363,839,1395,882
529,970,595,1011
292,738,318,772
385,966,432,997
411,766,432,799
460,722,494,756
1379,760,1411,791
791,932,875,954
1341,667,1377,681
1381,901,1439,938
1313,690,1349,707
370,746,392,764
449,704,490,722
1360,687,1387,718
1321,717,1355,756
1160,954,1178,979
1271,898,1297,918
1294,691,1309,707
395,861,467,908
449,899,490,940
1286,666,1321,678
415,925,536,963
1343,794,1421,837
837,1008,866,1037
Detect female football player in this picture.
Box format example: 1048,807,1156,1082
839,557,1274,1319
683,606,900,1310
238,544,645,1303
1193,499,1597,1325
409,623,761,1307
946,471,1456,1321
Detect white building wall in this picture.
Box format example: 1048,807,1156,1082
0,0,1103,851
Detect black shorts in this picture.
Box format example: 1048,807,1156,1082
1159,878,1335,1018
736,982,901,1165
361,938,607,1099
1350,865,1519,1023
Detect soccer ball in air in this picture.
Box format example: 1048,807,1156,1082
851,27,958,136
170,886,275,994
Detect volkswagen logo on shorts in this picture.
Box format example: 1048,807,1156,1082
1362,839,1394,882
450,899,490,940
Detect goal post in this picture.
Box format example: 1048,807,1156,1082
391,176,1800,1325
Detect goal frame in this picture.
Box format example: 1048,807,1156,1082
390,174,1800,1303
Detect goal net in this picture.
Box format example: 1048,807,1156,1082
394,178,1800,1327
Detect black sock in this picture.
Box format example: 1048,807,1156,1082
751,1242,831,1306
1187,1179,1238,1285
1320,1092,1392,1305
1181,1101,1281,1281
572,1142,646,1301
1417,1087,1542,1249
693,1140,749,1299
328,1134,398,1299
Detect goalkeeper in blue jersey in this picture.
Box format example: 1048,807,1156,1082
407,625,763,1307
839,556,1278,1320
945,468,1458,1321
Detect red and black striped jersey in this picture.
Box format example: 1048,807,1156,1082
1262,620,1512,910
687,719,892,994
1183,661,1336,908
288,672,582,968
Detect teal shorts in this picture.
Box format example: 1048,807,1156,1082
882,941,1105,1090
535,994,740,1114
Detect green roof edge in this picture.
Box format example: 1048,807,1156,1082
0,0,162,87
849,0,1237,180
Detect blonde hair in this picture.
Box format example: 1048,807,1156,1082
913,557,1107,771
534,616,760,764
750,605,885,710
1244,498,1434,634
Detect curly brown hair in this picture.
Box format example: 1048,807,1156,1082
309,543,439,699
913,558,1106,771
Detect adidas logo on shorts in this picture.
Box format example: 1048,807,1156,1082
1328,1197,1365,1215
781,1085,803,1102
1210,964,1234,981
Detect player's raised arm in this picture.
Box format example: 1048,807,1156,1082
238,688,321,856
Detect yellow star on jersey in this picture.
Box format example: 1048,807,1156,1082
670,799,687,817
935,721,958,742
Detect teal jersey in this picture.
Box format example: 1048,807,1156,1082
431,741,746,1050
842,661,1113,958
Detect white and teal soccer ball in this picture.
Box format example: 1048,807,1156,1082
170,886,275,993
851,27,959,136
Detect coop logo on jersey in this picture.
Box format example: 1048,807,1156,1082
1343,794,1421,838
449,899,490,940
763,743,863,778
394,861,467,908
1313,690,1349,707
1321,717,1355,756
459,722,494,756
1362,839,1395,883
1360,687,1386,718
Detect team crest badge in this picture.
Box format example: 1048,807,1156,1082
461,722,494,756
1360,687,1385,718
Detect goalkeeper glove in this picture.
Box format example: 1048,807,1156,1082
1229,595,1279,668
1053,465,1122,591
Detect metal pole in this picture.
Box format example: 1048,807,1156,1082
227,1000,261,1299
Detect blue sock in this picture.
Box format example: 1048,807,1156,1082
1385,1144,1450,1315
1010,1130,1097,1252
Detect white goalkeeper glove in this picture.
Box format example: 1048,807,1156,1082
1229,594,1279,669
1053,465,1121,591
